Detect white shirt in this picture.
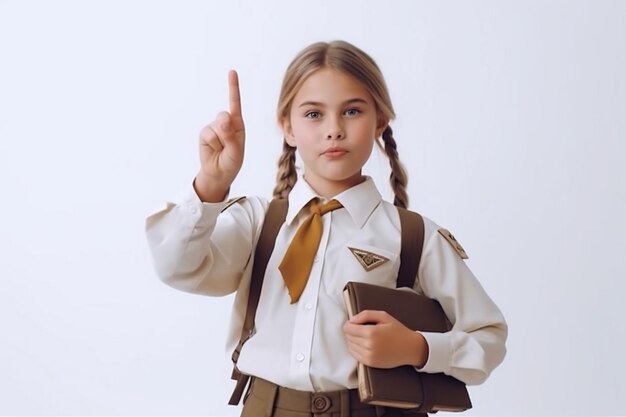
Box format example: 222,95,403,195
145,176,507,391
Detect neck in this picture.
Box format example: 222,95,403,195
302,173,366,198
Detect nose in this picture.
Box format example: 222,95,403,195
326,118,344,140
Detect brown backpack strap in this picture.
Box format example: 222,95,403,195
229,198,288,405
396,207,425,289
392,208,426,415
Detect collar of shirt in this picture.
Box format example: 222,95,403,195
285,175,383,229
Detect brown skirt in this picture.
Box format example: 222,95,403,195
240,377,427,417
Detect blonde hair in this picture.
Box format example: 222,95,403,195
272,40,409,209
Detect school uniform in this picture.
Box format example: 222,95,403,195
145,175,507,415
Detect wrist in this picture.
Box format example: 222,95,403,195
193,173,230,203
411,331,429,369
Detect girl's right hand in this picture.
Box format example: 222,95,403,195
194,70,245,202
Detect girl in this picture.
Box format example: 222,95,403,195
146,40,507,417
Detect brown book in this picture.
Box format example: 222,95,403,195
343,281,472,412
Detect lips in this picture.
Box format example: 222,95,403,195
322,147,348,157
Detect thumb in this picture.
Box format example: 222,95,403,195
216,111,234,133
350,309,387,325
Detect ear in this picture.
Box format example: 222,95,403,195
375,113,388,139
280,117,297,147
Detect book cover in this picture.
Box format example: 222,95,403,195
343,281,472,412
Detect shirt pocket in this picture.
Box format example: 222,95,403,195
320,242,400,303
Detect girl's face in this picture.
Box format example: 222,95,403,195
282,68,387,198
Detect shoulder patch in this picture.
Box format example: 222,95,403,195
438,228,469,259
220,196,246,212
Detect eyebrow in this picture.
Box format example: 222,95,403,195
297,98,370,108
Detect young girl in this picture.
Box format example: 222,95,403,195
146,40,507,417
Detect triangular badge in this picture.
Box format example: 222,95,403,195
348,247,389,271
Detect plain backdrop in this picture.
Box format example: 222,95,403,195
1,1,625,416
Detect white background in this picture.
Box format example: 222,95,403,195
1,1,625,416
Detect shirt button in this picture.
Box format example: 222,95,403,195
296,353,305,362
313,255,319,263
190,207,197,214
305,303,313,311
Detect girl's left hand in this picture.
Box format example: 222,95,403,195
343,310,429,369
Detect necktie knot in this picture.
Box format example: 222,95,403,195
278,198,343,303
310,199,343,217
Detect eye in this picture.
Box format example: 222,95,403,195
305,111,321,119
344,108,361,117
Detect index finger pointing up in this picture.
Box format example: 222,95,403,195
228,70,242,119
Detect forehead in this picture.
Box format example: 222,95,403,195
292,67,374,105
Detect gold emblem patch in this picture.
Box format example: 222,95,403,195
348,247,389,271
438,228,469,259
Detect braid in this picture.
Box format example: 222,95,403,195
381,126,409,209
272,140,298,200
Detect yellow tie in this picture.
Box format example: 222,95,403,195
278,199,343,304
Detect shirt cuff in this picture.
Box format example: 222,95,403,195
417,331,453,374
177,183,232,229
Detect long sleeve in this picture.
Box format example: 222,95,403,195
417,217,508,385
145,177,506,391
145,186,267,296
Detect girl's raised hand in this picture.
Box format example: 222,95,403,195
194,70,246,202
